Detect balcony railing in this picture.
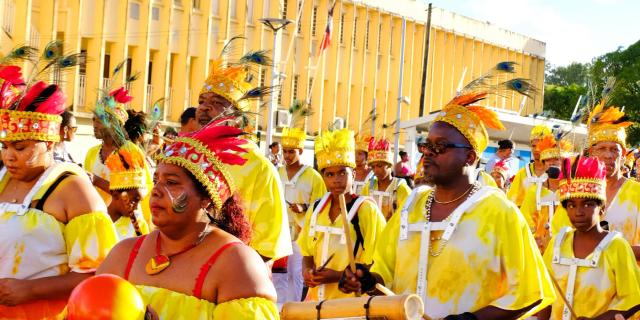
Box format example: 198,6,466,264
29,24,40,48
2,0,15,35
145,84,153,113
77,74,87,108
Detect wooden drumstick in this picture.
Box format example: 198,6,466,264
338,194,360,297
549,275,579,320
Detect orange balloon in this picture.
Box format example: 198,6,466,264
67,274,145,320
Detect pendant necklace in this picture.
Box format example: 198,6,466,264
145,227,211,275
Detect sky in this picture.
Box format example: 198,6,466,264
427,0,640,67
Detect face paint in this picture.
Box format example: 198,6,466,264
162,185,188,213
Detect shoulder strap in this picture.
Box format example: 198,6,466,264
124,235,148,280
289,165,310,185
193,241,243,299
310,194,366,257
34,172,73,210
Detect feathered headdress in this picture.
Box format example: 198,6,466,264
199,37,273,112
106,141,147,191
155,117,248,211
0,41,86,142
432,61,537,154
559,155,607,203
586,77,633,149
281,100,312,149
536,134,574,161
315,128,356,171
530,124,551,142
367,137,393,166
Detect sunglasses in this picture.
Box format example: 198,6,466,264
424,141,472,155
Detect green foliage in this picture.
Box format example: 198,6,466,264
544,40,640,146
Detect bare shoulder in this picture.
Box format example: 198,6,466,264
212,240,276,303
55,174,107,220
96,236,142,277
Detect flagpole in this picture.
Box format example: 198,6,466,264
393,18,407,164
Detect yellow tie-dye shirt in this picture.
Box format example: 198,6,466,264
477,170,498,188
114,211,150,239
551,179,640,245
543,229,640,319
297,194,386,301
278,165,327,240
507,163,547,207
361,177,411,220
520,184,566,252
0,163,119,319
371,187,555,319
225,141,292,260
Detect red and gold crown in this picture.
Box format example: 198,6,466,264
559,156,606,202
367,137,393,166
106,141,146,191
315,128,356,171
155,117,248,211
536,134,574,161
106,87,132,125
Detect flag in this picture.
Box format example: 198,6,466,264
319,1,337,52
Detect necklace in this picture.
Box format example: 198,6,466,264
145,228,211,275
425,183,480,256
432,183,475,204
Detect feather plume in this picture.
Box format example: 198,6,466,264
238,86,275,101
237,50,272,67
500,78,537,98
41,40,63,61
219,36,246,60
288,99,313,128
0,45,38,64
183,116,249,166
466,106,505,130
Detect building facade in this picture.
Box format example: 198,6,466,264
0,0,545,149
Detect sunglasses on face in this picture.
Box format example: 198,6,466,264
424,140,472,155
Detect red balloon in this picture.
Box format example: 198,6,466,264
67,274,145,320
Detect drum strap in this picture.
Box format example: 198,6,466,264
315,300,327,320
364,296,376,320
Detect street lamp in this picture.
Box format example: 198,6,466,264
260,17,292,151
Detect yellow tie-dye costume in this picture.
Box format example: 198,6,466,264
543,228,640,319
0,163,119,319
520,184,565,252
84,143,154,226
476,170,498,188
226,141,292,260
278,165,326,240
113,210,150,239
135,286,278,320
507,163,547,207
361,177,411,220
551,179,640,245
371,187,555,319
297,194,386,301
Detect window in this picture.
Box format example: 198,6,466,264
278,89,283,105
282,0,288,19
129,2,140,20
352,18,357,47
308,77,314,96
297,1,302,34
339,14,345,44
292,75,299,100
152,7,160,20
365,20,369,50
377,24,382,52
311,6,318,36
229,0,237,19
192,0,201,9
173,0,182,5
260,68,267,87
246,0,253,23
80,50,87,75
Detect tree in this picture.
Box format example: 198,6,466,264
545,62,590,86
543,84,586,120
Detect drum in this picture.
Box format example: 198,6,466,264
281,294,424,320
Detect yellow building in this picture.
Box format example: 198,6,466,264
0,0,545,157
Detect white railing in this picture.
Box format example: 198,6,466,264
77,74,87,108
102,78,113,90
29,24,40,48
124,82,132,108
145,84,153,113
2,0,15,35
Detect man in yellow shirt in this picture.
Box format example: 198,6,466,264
340,64,555,319
507,124,551,207
353,134,373,194
361,137,411,220
273,102,327,304
195,48,291,261
297,129,386,301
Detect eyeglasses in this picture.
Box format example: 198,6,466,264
424,141,472,155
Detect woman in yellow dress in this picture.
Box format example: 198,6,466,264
540,156,640,320
97,117,278,319
0,57,118,319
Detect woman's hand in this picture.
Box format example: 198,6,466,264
0,278,33,306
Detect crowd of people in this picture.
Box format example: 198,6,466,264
0,43,639,320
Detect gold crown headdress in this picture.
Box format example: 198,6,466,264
536,134,574,161
432,61,537,155
530,124,551,142
106,141,146,190
559,156,607,203
315,128,356,171
200,36,273,112
586,77,633,149
367,137,393,165
281,100,312,149
0,41,86,142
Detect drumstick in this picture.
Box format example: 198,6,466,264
549,275,579,320
316,253,335,272
338,194,360,296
